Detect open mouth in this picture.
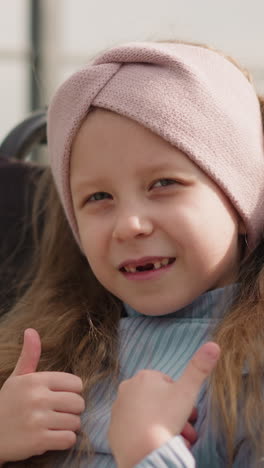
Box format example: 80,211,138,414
120,257,175,274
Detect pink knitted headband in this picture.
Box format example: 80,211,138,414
48,41,264,249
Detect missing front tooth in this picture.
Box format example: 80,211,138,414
136,263,154,272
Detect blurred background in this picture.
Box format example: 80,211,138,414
0,0,264,159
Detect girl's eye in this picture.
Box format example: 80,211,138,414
152,178,177,188
87,192,112,202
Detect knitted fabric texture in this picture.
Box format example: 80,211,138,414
47,41,264,249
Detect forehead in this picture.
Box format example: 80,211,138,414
70,108,200,178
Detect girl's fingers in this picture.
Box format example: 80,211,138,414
48,411,81,432
44,430,77,452
180,421,197,445
40,372,83,394
177,342,220,398
51,392,85,414
188,407,198,423
12,329,41,377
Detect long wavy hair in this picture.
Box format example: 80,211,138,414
0,40,264,467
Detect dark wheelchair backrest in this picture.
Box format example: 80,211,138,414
0,110,47,313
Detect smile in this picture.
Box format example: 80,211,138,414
120,257,175,274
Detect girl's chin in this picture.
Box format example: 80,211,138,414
126,295,200,316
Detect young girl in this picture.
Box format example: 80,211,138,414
0,39,264,467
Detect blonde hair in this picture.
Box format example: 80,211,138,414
0,171,123,467
0,40,264,467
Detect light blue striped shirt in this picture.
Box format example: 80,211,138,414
55,285,256,467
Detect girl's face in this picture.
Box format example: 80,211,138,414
70,109,244,316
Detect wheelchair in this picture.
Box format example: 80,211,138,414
0,110,47,313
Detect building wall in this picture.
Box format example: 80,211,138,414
0,0,30,141
0,0,263,142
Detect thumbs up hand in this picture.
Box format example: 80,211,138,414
11,327,42,376
0,329,85,463
108,342,220,468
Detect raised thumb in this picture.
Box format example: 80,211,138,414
12,328,41,376
178,342,220,398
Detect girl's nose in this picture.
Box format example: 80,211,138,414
112,215,153,241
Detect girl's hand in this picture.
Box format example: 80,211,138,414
108,342,220,468
0,328,85,463
181,407,198,448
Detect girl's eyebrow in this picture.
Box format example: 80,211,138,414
135,161,194,178
72,176,109,194
138,162,183,174
72,161,190,193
